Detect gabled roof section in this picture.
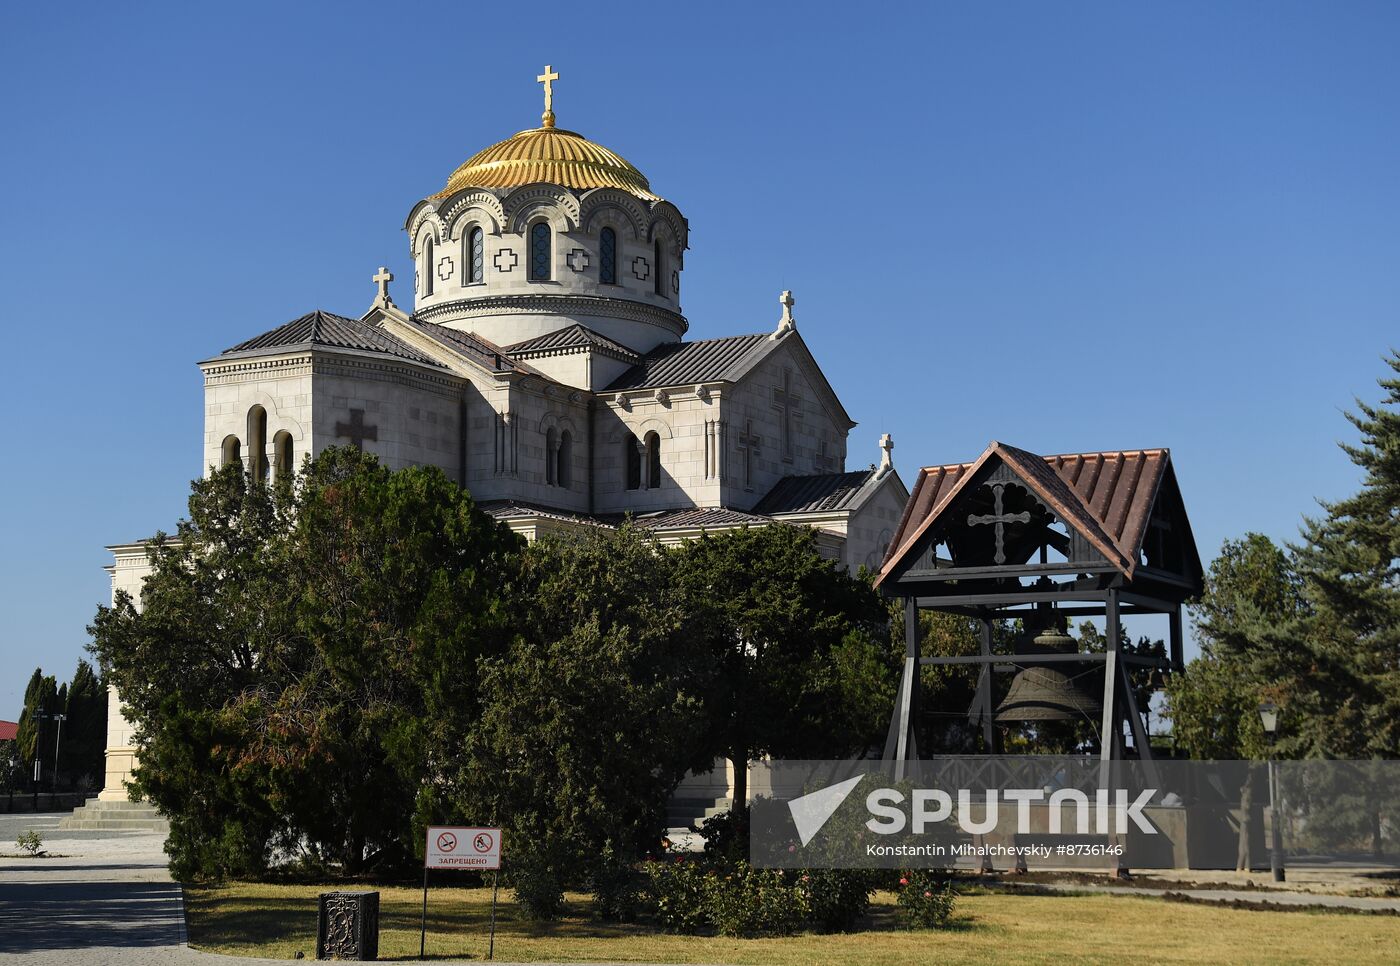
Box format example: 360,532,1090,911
632,507,772,530
754,469,879,515
219,310,445,368
478,499,612,527
878,442,1195,587
396,316,533,374
605,333,770,390
504,324,640,363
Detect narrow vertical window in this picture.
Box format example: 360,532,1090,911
653,240,664,296
645,431,661,489
273,431,294,482
221,435,242,468
626,437,641,491
529,222,551,281
466,227,484,284
247,406,268,481
424,237,435,296
600,227,617,284
545,427,557,485
557,431,572,489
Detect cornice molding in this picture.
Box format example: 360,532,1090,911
415,293,688,338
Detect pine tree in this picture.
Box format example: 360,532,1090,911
1293,350,1400,758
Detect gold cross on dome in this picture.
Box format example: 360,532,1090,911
537,64,560,127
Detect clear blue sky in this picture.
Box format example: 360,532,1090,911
2,2,1397,718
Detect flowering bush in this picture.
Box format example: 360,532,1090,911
796,868,875,932
643,855,710,933
894,869,957,929
704,861,809,937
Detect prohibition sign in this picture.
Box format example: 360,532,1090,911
473,831,494,853
437,831,458,853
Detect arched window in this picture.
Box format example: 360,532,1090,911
247,406,268,482
653,240,664,296
645,431,661,489
424,237,435,297
625,436,641,491
273,431,294,482
600,227,617,285
529,222,551,281
557,431,572,489
545,427,558,485
466,226,484,284
221,435,242,468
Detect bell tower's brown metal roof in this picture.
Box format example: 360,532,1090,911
876,441,1199,588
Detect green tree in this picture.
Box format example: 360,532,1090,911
1166,534,1306,869
465,526,710,918
1292,350,1400,759
89,447,523,880
89,460,292,878
61,660,107,791
673,525,893,806
15,669,58,783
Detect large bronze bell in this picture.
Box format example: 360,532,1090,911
993,617,1102,723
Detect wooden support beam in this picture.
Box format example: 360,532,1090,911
1169,605,1185,673
882,597,920,779
979,617,996,753
1116,658,1162,789
1099,590,1120,766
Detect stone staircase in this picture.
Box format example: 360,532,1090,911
666,794,733,832
58,798,169,834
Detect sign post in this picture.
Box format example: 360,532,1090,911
421,826,503,961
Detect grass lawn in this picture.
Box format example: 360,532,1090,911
184,882,1400,965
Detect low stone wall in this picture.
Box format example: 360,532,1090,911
0,791,98,814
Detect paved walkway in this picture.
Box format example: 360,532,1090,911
0,814,638,964
0,813,201,965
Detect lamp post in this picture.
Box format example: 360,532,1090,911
42,713,66,793
1257,701,1284,882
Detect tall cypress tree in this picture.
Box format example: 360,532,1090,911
1293,350,1400,758
15,669,57,775
62,660,107,789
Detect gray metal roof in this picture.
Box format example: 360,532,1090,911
399,316,527,373
222,310,445,367
504,324,639,362
632,507,772,530
753,469,878,515
478,500,611,527
604,333,770,391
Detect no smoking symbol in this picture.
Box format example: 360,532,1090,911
437,832,458,853
473,832,494,853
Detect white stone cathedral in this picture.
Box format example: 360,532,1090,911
96,69,908,810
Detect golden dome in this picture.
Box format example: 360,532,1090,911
435,126,660,201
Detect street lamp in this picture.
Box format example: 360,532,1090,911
1257,701,1284,882
41,713,66,793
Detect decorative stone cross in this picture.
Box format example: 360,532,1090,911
335,409,378,450
967,482,1030,565
773,290,796,337
879,433,894,471
737,419,761,486
537,64,560,126
372,267,394,308
771,369,803,461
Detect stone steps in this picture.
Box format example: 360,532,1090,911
665,796,733,831
58,798,169,833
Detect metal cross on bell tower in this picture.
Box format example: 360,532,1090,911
967,482,1031,565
